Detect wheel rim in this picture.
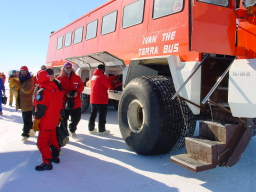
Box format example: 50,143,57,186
127,100,144,133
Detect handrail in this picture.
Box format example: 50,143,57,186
202,60,234,104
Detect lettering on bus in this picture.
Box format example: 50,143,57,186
142,35,158,45
163,43,179,54
139,47,159,56
231,71,251,77
162,31,176,41
138,31,180,57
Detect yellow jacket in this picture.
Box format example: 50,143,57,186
9,77,21,90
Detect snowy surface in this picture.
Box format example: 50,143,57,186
0,104,255,192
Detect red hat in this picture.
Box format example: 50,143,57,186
36,70,51,85
20,66,29,71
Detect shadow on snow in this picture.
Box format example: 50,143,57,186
0,149,177,192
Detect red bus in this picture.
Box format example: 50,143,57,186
47,0,256,172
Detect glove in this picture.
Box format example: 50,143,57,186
32,119,40,131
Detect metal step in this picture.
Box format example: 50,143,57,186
199,121,236,144
170,122,247,172
171,154,216,172
185,137,225,164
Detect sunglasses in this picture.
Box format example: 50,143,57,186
65,67,72,69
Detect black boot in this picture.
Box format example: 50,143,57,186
51,145,60,164
51,157,60,163
35,163,53,171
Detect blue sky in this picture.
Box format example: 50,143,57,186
0,0,107,75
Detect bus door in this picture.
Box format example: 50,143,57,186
190,0,236,55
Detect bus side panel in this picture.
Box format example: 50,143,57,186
98,0,123,61
237,21,256,58
138,0,199,62
190,1,236,55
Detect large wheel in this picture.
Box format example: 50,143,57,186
118,76,196,155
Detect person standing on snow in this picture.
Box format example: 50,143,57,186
0,77,5,115
57,62,84,139
8,70,20,107
34,69,64,171
17,66,35,141
88,64,111,135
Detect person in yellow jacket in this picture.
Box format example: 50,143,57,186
8,70,20,107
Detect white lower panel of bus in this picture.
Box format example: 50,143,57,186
229,59,256,118
168,56,201,115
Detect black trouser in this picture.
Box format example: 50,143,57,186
89,104,107,132
21,111,33,137
61,108,81,135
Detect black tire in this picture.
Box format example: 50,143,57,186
81,94,90,113
118,76,196,155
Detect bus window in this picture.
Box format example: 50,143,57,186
86,20,98,40
243,0,256,8
74,27,83,44
102,11,118,35
123,0,145,28
57,36,63,49
153,0,184,19
198,0,229,6
65,32,72,47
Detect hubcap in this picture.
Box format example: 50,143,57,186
127,100,144,133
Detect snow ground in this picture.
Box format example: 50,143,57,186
0,104,255,192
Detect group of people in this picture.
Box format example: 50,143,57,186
1,63,112,171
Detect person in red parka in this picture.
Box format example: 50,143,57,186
57,62,84,138
89,64,111,135
34,69,64,171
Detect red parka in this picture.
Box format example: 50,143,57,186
57,71,84,109
90,69,111,104
34,70,64,164
34,71,64,130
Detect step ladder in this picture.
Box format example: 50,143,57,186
171,121,251,172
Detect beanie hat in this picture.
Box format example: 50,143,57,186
46,68,54,75
20,66,29,71
97,64,105,71
41,65,47,70
64,62,72,68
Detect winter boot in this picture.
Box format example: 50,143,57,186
51,145,60,164
51,157,60,164
71,132,77,139
89,129,97,134
63,136,69,145
29,129,36,137
35,163,53,171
